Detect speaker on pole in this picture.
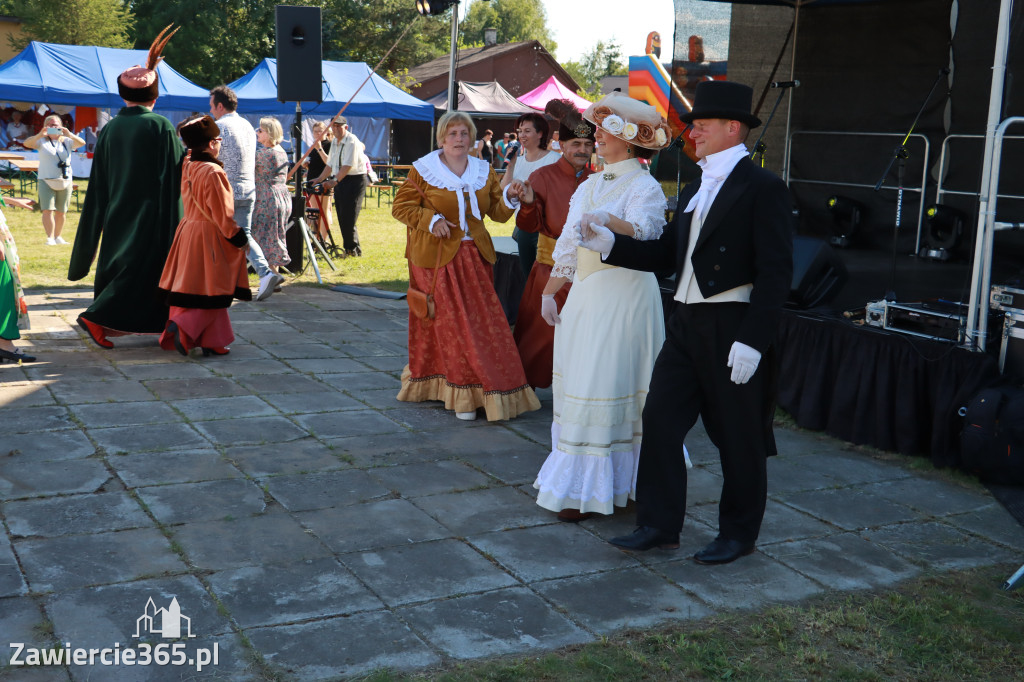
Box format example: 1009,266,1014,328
275,5,322,103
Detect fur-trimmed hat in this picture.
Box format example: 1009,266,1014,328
544,99,595,143
118,25,179,104
680,80,761,128
582,92,672,150
179,115,220,151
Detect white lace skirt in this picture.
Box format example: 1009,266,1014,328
534,266,665,514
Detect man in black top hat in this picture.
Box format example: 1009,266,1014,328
580,80,793,564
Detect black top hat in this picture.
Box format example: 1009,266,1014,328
681,81,761,128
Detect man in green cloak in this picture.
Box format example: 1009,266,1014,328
69,26,185,348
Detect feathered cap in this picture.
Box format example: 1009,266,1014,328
118,24,179,104
582,91,672,150
544,99,595,143
178,115,220,151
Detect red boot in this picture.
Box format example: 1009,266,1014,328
78,315,113,349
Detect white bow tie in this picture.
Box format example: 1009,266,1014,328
683,171,726,222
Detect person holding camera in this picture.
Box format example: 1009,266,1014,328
314,116,368,258
24,114,85,245
303,120,333,241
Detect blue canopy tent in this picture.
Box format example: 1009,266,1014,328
226,58,433,122
0,41,210,110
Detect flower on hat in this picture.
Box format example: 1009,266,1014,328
591,106,613,125
622,122,638,140
654,127,668,146
635,123,656,146
602,115,625,135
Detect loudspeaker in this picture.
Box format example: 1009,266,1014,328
788,236,848,309
276,5,322,103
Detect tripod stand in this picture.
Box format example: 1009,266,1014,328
287,103,335,284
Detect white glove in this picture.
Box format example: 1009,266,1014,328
727,341,761,385
540,294,561,326
580,210,611,229
576,220,615,255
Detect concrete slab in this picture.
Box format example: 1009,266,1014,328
468,524,639,582
284,357,373,374
297,498,450,554
1,430,96,460
233,373,326,394
862,478,994,517
355,355,408,372
767,455,844,493
167,395,278,422
658,551,825,610
260,390,364,414
0,459,111,501
16,528,186,592
111,449,243,488
413,486,552,536
688,499,837,545
325,431,450,467
246,611,439,681
117,362,216,381
399,587,591,659
0,538,28,597
143,377,251,401
192,415,311,446
137,479,268,525
207,557,384,628
0,382,57,407
4,492,152,538
0,596,49,650
779,488,921,531
468,448,549,486
762,532,922,591
345,538,518,606
799,451,913,486
4,405,73,434
944,504,1024,549
223,440,351,477
88,422,209,455
535,566,713,634
48,378,157,405
369,460,495,498
293,409,405,439
69,401,182,428
860,521,1018,570
170,514,332,571
263,470,390,512
318,371,401,392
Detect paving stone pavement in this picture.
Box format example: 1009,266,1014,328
1,287,1022,681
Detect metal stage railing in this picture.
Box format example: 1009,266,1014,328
785,130,930,249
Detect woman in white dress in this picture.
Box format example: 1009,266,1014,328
533,92,677,521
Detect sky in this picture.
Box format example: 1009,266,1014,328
528,0,732,66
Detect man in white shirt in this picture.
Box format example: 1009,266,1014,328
583,81,794,564
315,116,368,257
210,85,283,300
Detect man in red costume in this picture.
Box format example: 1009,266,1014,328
508,99,595,388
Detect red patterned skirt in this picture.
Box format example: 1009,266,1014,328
399,241,540,421
513,262,571,389
159,307,234,353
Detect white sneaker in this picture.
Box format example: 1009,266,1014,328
456,411,478,421
256,273,285,301
54,236,68,245
45,237,56,245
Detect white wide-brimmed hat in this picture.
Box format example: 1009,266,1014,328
582,92,672,150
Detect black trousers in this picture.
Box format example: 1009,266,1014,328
334,174,367,254
636,302,775,544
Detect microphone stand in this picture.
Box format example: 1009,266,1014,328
874,68,948,302
750,86,789,167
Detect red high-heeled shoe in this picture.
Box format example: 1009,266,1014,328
77,315,113,349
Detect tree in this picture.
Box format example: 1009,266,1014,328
459,0,556,52
564,39,628,99
129,0,275,88
7,0,134,52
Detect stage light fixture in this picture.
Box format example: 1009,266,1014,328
416,0,457,15
825,194,862,248
919,203,965,261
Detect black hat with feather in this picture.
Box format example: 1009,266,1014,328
544,99,595,143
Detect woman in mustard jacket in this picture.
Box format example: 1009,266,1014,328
392,111,539,422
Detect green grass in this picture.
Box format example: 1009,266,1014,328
5,186,515,293
365,565,1024,682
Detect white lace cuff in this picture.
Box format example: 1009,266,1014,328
502,184,520,210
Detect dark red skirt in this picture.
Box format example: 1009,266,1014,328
159,307,234,353
513,261,571,389
398,241,540,421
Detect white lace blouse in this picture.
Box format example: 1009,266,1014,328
551,158,666,280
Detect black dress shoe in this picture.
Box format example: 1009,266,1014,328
693,537,755,565
0,347,35,363
166,321,188,356
609,526,680,551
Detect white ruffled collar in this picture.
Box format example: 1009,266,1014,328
414,150,489,193
601,158,643,177
413,150,491,230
